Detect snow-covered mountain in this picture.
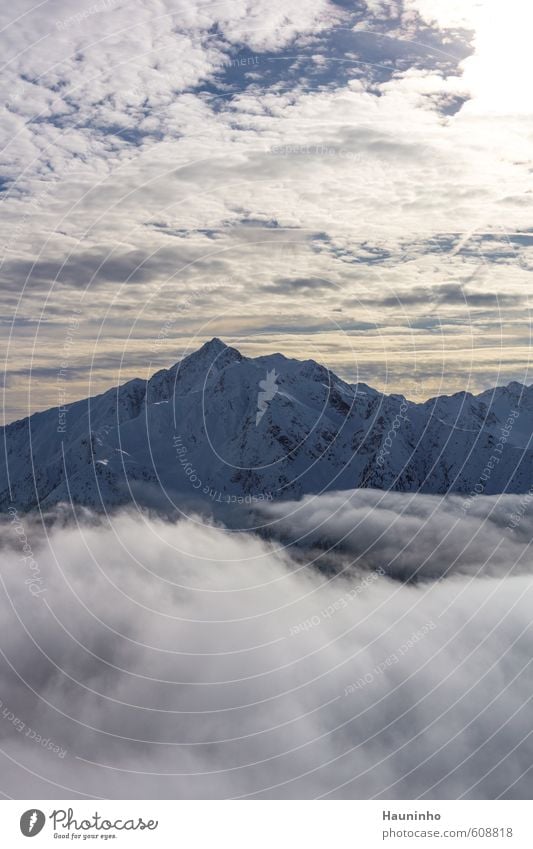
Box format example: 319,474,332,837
2,338,533,512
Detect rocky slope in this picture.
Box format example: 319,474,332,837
1,338,532,512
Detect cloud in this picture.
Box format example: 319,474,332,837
0,497,532,798
377,283,522,309
260,488,533,581
261,276,336,294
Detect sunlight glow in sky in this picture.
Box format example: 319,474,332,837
462,0,533,114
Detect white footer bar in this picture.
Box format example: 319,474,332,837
2,800,530,847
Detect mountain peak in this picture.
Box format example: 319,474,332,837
191,337,244,359
203,337,228,351
175,337,243,373
195,337,243,360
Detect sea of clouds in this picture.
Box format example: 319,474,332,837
0,490,532,799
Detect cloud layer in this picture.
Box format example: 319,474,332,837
1,492,532,799
260,488,533,581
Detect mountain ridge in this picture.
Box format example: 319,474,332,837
2,338,532,512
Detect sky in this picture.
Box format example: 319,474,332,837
1,0,533,423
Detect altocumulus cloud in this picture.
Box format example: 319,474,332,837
0,494,532,799
3,0,532,421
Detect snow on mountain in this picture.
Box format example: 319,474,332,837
1,338,532,512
